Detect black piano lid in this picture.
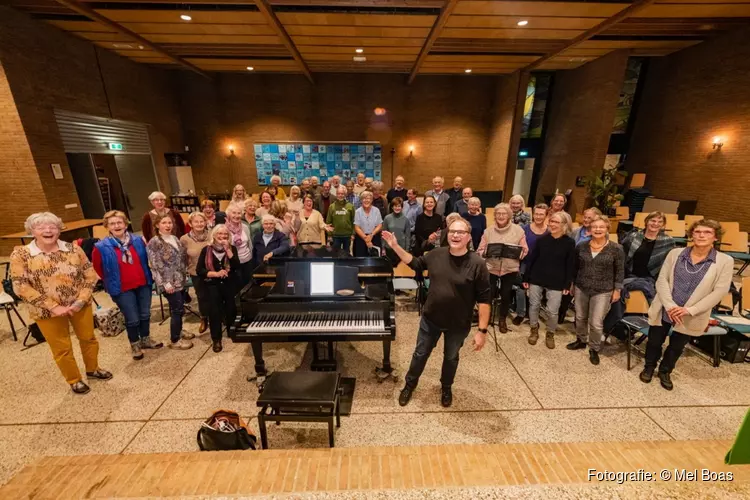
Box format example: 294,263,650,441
254,254,394,277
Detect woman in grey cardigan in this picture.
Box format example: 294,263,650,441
382,197,411,264
147,214,194,350
567,215,624,365
641,219,733,390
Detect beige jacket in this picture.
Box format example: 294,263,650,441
294,209,327,244
648,248,734,336
477,223,528,276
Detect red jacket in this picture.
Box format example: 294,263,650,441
92,246,148,293
141,208,186,241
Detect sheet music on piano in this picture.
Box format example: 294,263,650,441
310,262,334,295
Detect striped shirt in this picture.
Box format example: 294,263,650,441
663,247,717,324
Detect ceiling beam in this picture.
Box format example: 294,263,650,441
408,0,458,84
53,0,210,79
521,0,659,72
254,0,314,84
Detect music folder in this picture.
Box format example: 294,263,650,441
485,243,523,260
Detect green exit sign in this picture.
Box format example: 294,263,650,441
108,143,123,151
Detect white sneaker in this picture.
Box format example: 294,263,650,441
181,331,196,340
169,339,194,350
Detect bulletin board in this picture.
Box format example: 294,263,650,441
253,142,382,186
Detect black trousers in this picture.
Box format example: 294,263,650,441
239,260,253,287
205,282,237,342
191,274,210,318
490,272,518,319
558,293,574,324
644,321,692,374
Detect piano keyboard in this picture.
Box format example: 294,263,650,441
247,311,386,334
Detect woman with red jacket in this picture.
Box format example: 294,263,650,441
140,191,186,241
93,210,163,360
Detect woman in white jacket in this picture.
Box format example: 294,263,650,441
641,219,733,391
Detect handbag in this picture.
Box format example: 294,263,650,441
197,410,257,451
94,306,125,337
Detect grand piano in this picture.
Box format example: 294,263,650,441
231,246,397,381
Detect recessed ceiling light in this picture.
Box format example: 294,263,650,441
246,66,254,71
517,20,528,26
180,14,192,21
353,56,366,62
112,43,134,49
464,69,472,73
355,48,364,53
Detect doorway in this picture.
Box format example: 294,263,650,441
67,153,159,233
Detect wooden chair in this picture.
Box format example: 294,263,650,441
615,206,630,221
574,213,584,224
394,261,415,278
664,218,686,238
721,231,749,253
663,214,679,222
485,207,494,218
626,290,650,314
741,276,750,314
630,173,646,188
571,222,580,231
610,220,619,234
721,222,741,235
92,225,109,240
633,212,648,229
684,215,703,228
609,232,619,243
180,212,190,224
523,207,532,214
219,200,231,212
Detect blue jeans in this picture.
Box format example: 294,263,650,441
405,316,469,390
331,236,351,255
163,290,185,343
113,285,152,344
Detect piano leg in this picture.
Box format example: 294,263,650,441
250,341,268,378
375,339,399,382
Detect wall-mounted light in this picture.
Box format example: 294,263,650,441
180,14,192,21
408,144,415,157
712,136,724,150
228,144,235,155
464,68,472,74
517,20,529,26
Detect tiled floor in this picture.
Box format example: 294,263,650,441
0,292,748,488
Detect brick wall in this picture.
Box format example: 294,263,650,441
537,50,629,215
627,27,750,230
177,72,502,195
0,61,50,253
0,6,182,246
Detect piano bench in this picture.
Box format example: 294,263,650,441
256,371,342,449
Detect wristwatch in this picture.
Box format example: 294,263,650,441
478,327,488,334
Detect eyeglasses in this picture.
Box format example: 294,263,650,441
693,230,715,236
448,230,469,236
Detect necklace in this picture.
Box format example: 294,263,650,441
590,239,608,250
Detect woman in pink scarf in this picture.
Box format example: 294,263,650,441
224,202,253,284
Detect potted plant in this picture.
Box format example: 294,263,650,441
584,168,627,216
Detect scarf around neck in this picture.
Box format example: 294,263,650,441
113,233,133,264
189,229,209,243
225,220,243,247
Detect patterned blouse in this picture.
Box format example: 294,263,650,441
512,211,531,226
146,235,187,292
10,240,98,320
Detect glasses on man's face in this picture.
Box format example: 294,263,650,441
448,230,469,237
693,230,715,236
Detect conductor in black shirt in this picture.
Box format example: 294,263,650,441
382,218,491,408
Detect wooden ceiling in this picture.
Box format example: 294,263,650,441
7,0,750,77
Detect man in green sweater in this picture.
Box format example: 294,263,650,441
327,186,355,255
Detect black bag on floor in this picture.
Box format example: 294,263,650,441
197,410,256,451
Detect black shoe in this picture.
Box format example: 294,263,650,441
589,349,600,365
639,367,654,383
212,341,223,353
86,369,113,380
398,386,413,407
71,381,90,394
512,315,524,326
440,387,453,408
658,371,674,391
566,339,587,350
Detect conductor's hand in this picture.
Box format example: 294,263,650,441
263,252,273,262
381,231,397,248
472,331,486,351
522,282,529,289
